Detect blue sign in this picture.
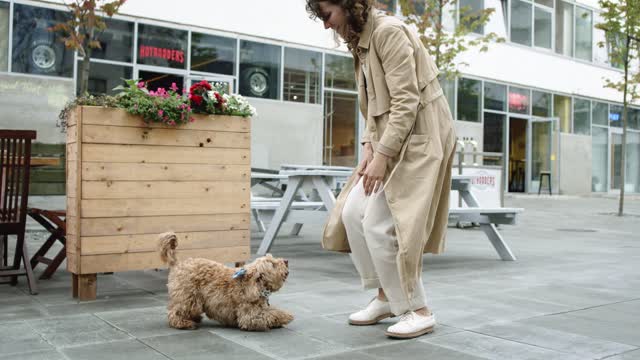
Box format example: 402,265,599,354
609,112,621,122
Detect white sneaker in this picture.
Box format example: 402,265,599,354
385,311,436,339
348,297,393,325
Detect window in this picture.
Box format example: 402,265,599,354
90,18,133,63
554,95,572,132
483,112,506,165
191,32,236,75
509,87,530,114
630,108,640,130
0,1,8,71
325,54,355,90
511,0,532,46
457,78,481,122
610,105,622,128
534,8,552,49
76,61,131,96
12,4,74,77
284,47,321,104
555,1,574,57
484,82,506,111
573,98,591,135
375,0,396,13
575,7,593,61
510,0,552,49
324,91,358,166
440,76,456,119
239,40,281,100
137,24,187,69
593,12,609,65
460,0,484,35
532,91,551,117
592,126,608,192
592,102,608,126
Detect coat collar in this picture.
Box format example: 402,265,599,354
357,8,378,50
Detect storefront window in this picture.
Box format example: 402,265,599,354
483,112,505,166
0,1,8,71
630,108,640,130
534,8,552,49
573,98,591,135
76,61,131,96
627,132,640,193
511,0,532,46
324,91,358,167
575,7,593,61
532,91,551,117
460,0,484,34
457,77,481,122
592,102,609,126
325,54,355,91
284,47,321,104
191,32,236,75
12,4,74,77
441,76,456,118
484,82,506,111
239,40,281,99
137,24,187,69
554,94,572,132
375,0,396,13
555,1,574,57
609,104,622,128
91,18,133,63
591,126,608,192
508,87,530,114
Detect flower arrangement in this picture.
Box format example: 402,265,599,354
58,78,256,129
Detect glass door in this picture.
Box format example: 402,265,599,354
529,118,554,193
508,117,528,192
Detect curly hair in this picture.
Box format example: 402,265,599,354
305,0,373,50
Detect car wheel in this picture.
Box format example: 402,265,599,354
241,67,270,98
29,39,61,74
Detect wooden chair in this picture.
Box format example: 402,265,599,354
0,130,38,294
28,208,66,280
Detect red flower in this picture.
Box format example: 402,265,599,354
190,94,203,106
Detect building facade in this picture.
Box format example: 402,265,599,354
0,0,638,195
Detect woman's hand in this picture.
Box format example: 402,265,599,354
363,153,388,196
356,143,374,181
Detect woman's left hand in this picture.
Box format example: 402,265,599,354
362,153,388,196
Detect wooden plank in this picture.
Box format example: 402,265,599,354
66,142,78,162
80,106,250,132
66,231,78,254
66,252,79,273
80,230,249,255
80,197,249,218
82,125,250,149
66,161,77,198
77,273,97,301
79,213,250,237
67,107,78,127
79,246,250,273
82,144,250,165
67,196,78,217
81,180,249,200
81,162,249,182
66,125,77,144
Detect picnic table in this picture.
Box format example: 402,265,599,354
252,171,521,261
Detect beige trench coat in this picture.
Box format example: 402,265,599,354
321,10,457,299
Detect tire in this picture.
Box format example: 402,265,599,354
29,38,63,75
241,67,270,98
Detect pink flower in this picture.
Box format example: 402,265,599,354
189,117,195,123
137,81,145,89
157,110,164,117
170,83,179,92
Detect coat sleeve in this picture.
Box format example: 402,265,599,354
372,25,419,158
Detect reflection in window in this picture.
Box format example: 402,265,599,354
483,112,505,166
239,41,281,100
91,18,133,63
575,7,593,61
457,78,481,122
591,126,608,192
76,61,131,96
0,2,8,71
555,1,574,57
592,102,609,126
511,0,532,46
609,105,622,128
12,4,74,77
137,24,187,69
484,82,506,111
375,0,396,13
509,87,530,114
573,98,591,135
325,54,355,90
460,0,485,34
191,33,236,75
324,91,358,167
554,94,572,132
284,48,321,104
532,91,551,117
534,8,552,49
629,108,640,130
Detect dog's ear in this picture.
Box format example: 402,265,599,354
241,261,269,301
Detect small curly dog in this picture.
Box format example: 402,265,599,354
158,231,293,331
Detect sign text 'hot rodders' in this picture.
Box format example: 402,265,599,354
139,45,185,63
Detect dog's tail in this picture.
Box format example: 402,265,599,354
158,231,179,267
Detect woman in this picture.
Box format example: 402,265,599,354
306,0,457,339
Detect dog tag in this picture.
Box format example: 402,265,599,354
232,268,247,279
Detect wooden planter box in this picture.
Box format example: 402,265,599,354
66,106,251,300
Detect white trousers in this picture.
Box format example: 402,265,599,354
341,177,427,315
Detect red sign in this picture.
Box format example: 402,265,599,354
139,45,185,63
